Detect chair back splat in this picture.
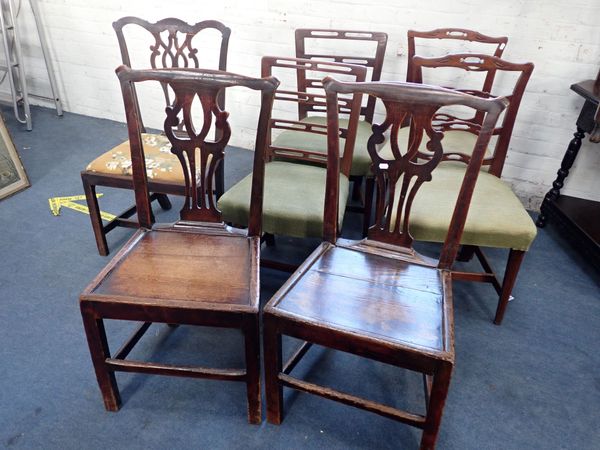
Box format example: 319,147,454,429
113,17,231,132
116,66,279,236
323,78,508,269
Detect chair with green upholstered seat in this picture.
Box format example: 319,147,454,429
399,53,535,325
218,57,366,254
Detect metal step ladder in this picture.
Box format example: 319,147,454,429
0,0,62,130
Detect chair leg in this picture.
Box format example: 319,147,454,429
351,175,363,202
155,194,172,210
82,176,109,256
263,317,283,424
216,159,225,199
244,317,261,424
456,245,476,262
362,176,375,237
264,233,275,247
80,304,121,411
420,363,453,450
494,249,526,325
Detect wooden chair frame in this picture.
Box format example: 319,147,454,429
264,78,507,448
80,66,278,423
410,54,534,324
81,17,231,256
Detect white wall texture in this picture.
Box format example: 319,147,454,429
5,0,600,208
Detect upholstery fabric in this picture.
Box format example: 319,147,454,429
272,116,375,177
405,163,537,251
85,133,185,181
218,161,349,238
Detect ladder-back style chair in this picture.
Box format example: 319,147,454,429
218,57,366,259
82,17,231,256
295,29,388,198
405,54,535,324
263,78,508,449
405,28,508,153
80,66,278,423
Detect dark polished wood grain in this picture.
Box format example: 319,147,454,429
263,79,507,448
80,67,278,423
82,17,231,256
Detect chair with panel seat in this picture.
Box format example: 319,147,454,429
79,66,278,422
393,53,534,326
217,56,366,264
82,17,231,256
263,78,507,449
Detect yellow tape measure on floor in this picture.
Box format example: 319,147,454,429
48,194,117,221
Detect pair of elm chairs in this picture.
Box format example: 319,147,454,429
81,65,507,450
81,18,535,327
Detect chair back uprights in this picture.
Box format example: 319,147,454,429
113,17,231,132
410,54,534,176
116,66,278,236
295,29,387,123
323,78,508,268
261,56,367,177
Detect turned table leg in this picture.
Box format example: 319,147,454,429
536,127,585,227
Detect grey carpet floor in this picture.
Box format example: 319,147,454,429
0,105,598,449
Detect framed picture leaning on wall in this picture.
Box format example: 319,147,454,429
0,113,29,201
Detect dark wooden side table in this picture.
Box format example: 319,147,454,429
536,78,600,271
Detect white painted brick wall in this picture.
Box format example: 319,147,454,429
4,0,600,208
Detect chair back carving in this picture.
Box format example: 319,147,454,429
116,66,278,236
411,54,533,176
407,28,507,91
323,78,508,269
295,29,388,123
113,17,231,131
261,56,367,176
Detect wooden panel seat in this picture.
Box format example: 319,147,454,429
89,228,257,309
271,243,448,353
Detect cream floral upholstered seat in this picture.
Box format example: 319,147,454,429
85,133,188,182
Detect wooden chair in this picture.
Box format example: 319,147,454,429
263,78,508,449
80,66,278,423
81,17,231,256
404,54,535,325
217,57,366,264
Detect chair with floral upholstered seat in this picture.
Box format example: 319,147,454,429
81,17,230,256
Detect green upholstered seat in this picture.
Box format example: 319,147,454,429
405,163,536,251
272,116,375,177
218,161,349,238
